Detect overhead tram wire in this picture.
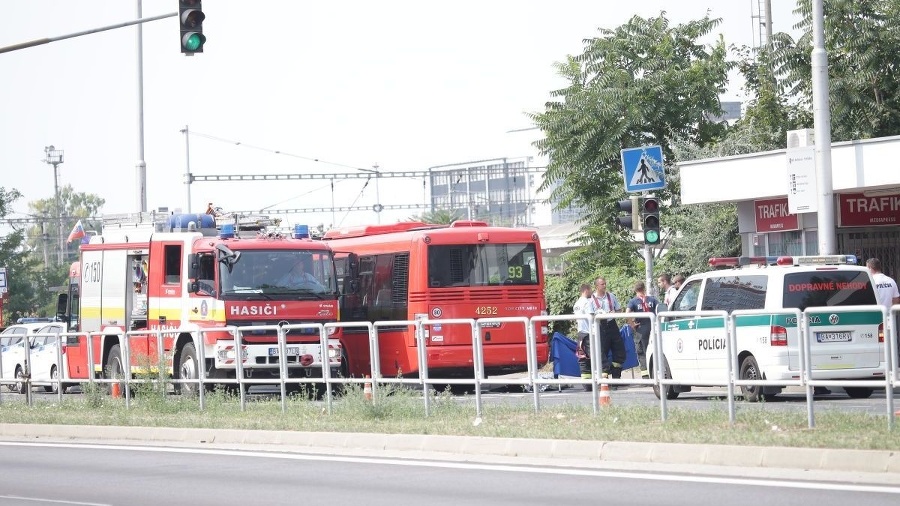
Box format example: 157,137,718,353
188,131,370,172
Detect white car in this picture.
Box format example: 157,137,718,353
1,323,49,394
29,323,71,394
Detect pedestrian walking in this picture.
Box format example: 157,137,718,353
626,281,659,379
592,277,626,382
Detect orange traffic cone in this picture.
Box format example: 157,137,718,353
598,382,612,407
363,376,373,401
110,382,121,398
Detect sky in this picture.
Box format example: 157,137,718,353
0,0,801,233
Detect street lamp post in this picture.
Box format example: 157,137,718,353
44,145,65,265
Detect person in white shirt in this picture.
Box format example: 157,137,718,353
572,284,596,386
657,273,682,307
867,258,900,309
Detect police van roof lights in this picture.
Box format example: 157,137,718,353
775,254,858,266
708,256,778,268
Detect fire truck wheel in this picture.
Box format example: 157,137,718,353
177,343,200,396
14,366,27,394
105,344,127,395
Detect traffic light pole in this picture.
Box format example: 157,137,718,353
0,12,176,55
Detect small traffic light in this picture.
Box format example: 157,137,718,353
615,195,641,231
179,0,206,54
642,197,661,245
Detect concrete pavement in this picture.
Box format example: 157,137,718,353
2,423,899,478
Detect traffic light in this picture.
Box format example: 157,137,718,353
615,195,641,231
642,197,661,245
179,0,206,54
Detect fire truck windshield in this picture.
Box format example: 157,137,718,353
219,250,336,299
427,243,538,287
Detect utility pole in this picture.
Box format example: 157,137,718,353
811,0,836,254
182,125,192,213
44,146,65,265
135,0,148,213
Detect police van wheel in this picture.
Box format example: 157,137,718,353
844,386,874,399
652,358,679,400
739,356,764,402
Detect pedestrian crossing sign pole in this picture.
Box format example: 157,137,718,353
620,146,665,300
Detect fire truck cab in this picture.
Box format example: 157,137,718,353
56,212,342,393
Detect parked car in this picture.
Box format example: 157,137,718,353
1,323,48,394
30,323,71,394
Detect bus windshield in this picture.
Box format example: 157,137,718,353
427,243,538,287
219,250,336,299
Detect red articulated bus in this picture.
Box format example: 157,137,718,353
322,220,549,381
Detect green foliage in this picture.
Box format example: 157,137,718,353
26,184,105,264
407,208,464,225
770,0,900,140
532,12,731,320
0,187,51,323
544,247,643,335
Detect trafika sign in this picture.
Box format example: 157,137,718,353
754,198,799,232
838,193,900,227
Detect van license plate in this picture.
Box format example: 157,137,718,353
269,347,301,356
816,331,851,343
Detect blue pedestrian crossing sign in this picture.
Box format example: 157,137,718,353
621,145,666,193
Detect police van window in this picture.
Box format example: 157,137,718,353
701,275,768,313
671,279,701,312
782,271,876,310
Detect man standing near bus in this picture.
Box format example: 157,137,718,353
593,277,626,381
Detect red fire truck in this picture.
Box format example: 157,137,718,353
56,212,341,393
323,220,549,382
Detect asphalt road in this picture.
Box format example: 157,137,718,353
1,441,898,506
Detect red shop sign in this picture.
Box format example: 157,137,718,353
755,198,798,232
838,193,900,227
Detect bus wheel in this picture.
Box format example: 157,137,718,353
739,356,764,402
177,343,200,396
651,357,679,400
105,344,127,395
14,366,27,394
844,386,874,399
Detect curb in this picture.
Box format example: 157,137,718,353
2,423,899,474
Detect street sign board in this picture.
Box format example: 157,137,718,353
621,145,666,193
0,267,6,294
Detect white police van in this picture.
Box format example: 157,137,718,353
649,255,885,401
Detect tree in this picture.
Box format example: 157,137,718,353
25,185,105,267
531,12,732,304
770,0,900,140
0,187,51,323
407,209,463,225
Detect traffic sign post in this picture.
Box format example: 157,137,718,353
621,145,666,193
621,146,665,299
